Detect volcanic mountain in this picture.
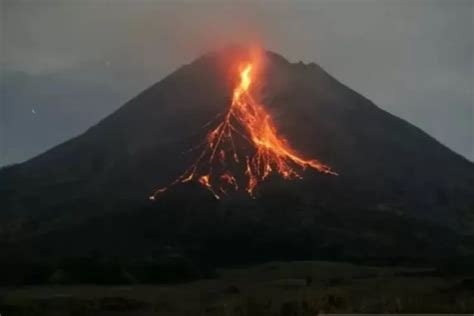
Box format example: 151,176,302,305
1,47,473,264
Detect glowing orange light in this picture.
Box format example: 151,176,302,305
150,60,337,200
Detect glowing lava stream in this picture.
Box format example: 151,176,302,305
150,62,337,200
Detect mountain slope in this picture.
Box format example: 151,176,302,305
1,47,473,262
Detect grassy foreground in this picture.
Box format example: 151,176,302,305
1,260,474,315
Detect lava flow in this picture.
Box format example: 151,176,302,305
150,61,337,200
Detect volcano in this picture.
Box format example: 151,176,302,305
1,47,473,264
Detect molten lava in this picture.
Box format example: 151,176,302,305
150,62,337,200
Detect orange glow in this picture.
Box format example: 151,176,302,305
150,60,337,200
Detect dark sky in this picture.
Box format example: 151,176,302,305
1,0,473,166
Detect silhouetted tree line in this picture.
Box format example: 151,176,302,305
0,255,212,285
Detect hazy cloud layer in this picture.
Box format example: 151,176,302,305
1,0,473,165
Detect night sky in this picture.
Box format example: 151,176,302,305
1,0,472,166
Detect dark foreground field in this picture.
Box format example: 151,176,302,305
1,260,474,315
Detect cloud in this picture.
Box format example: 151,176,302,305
1,0,472,164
